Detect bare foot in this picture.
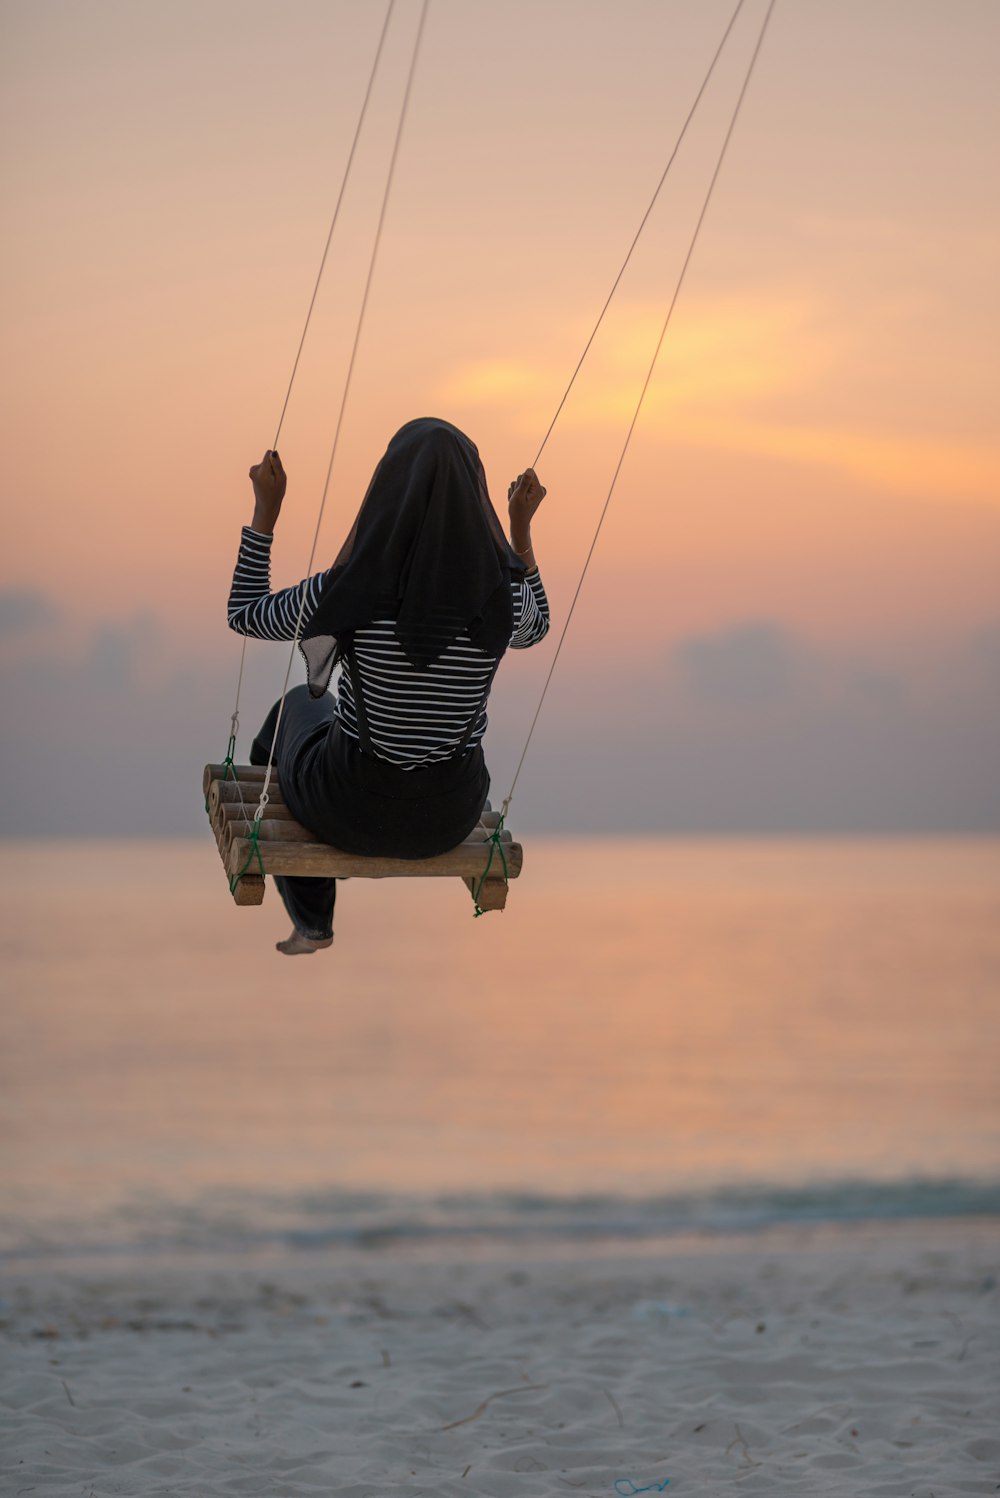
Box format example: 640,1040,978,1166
276,929,334,956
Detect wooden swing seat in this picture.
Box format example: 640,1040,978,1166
202,764,520,910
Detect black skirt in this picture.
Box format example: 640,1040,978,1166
251,683,490,858
249,681,491,939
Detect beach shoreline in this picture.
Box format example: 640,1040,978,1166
3,1218,997,1495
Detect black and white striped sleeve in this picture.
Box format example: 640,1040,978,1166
227,526,333,641
509,569,550,649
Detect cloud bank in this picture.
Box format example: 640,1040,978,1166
2,589,997,837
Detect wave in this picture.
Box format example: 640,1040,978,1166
3,1176,999,1263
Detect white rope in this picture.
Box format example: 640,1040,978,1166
501,0,778,820
270,0,397,454
531,0,748,470
252,0,432,827
225,0,396,756
228,634,248,758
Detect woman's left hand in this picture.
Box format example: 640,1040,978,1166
507,468,546,545
249,449,287,535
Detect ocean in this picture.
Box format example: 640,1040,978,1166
1,837,998,1263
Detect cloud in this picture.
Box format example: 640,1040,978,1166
969,623,1000,679
440,295,822,433
438,293,1000,504
483,617,1000,834
84,613,161,691
0,603,299,836
705,420,1000,506
2,602,999,835
0,587,60,635
677,621,807,708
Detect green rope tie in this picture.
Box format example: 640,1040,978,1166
222,734,238,778
229,816,265,895
471,814,509,917
205,734,239,813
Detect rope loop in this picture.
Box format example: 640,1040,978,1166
471,813,509,917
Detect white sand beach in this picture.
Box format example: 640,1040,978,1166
2,1221,998,1497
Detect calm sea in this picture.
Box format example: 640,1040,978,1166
1,837,998,1263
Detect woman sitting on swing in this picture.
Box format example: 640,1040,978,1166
227,417,550,955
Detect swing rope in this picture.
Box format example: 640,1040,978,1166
271,0,398,458
531,0,749,470
500,0,777,825
238,0,432,864
218,0,776,903
224,0,396,769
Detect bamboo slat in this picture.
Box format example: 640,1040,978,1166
231,874,266,906
208,780,292,809
462,875,509,911
210,779,506,828
219,816,512,856
220,817,321,853
202,763,273,796
212,799,300,830
225,835,522,882
203,779,266,904
208,780,287,812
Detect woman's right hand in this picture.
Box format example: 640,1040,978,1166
249,449,287,535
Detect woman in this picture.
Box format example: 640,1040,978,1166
227,417,550,955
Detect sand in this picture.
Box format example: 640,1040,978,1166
2,1222,998,1497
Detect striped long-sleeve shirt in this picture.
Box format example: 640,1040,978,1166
228,526,550,768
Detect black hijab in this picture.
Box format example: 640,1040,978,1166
299,418,527,696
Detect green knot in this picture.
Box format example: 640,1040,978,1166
229,817,265,894
222,733,238,778
472,814,508,917
206,735,240,812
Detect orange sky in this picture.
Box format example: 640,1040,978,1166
1,0,999,832
3,0,999,640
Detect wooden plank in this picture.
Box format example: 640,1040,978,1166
203,763,273,796
210,791,294,822
462,876,509,912
230,873,266,906
204,783,267,905
206,768,502,827
208,776,286,806
214,802,305,833
221,817,322,852
220,816,512,856
225,836,523,882
206,795,230,857
208,780,287,812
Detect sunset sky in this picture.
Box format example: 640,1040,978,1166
2,0,998,833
